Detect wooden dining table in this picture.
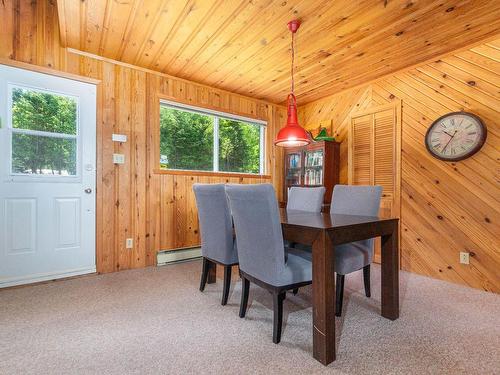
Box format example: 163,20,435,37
280,208,399,366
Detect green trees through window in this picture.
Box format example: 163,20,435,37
159,106,214,171
159,105,263,174
11,87,78,176
218,118,260,174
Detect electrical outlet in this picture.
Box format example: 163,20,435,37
459,252,470,265
126,238,133,249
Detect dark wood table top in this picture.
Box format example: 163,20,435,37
280,208,398,230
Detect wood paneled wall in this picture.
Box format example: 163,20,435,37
2,0,497,291
299,86,373,183
147,73,285,253
0,0,284,273
298,38,500,293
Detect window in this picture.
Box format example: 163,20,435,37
160,105,214,171
9,86,79,176
159,101,265,174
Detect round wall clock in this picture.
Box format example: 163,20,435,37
425,111,487,161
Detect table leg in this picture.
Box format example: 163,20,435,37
381,223,399,320
312,230,336,365
207,260,216,284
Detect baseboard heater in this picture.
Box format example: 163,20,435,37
157,247,202,266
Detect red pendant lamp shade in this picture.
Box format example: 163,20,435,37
274,93,309,147
274,20,310,147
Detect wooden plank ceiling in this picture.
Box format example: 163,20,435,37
57,0,500,104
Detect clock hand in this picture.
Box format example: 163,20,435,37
443,120,463,137
441,130,457,153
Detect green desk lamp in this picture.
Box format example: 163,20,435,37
314,127,335,142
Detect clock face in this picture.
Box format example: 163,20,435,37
425,112,487,161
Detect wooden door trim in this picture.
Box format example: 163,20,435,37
348,120,353,185
394,100,402,221
370,112,375,185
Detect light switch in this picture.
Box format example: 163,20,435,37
112,134,127,142
113,153,125,164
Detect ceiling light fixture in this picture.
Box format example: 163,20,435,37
274,19,310,148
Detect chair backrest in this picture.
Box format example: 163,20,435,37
225,184,285,285
193,184,237,265
331,185,382,217
331,184,382,252
286,186,326,213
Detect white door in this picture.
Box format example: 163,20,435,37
0,64,96,287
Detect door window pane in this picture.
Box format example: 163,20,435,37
159,106,214,171
218,118,260,174
12,133,77,176
11,87,77,135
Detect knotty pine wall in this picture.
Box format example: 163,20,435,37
299,38,500,293
2,0,498,290
0,0,285,273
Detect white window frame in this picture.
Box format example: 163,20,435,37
160,100,267,175
7,83,81,180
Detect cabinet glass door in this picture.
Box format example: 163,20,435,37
285,152,302,189
304,149,323,186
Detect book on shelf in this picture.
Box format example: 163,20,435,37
288,153,301,169
304,168,323,185
306,150,323,167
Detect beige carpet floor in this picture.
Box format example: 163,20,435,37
0,261,499,374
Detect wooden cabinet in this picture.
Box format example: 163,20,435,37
283,141,340,207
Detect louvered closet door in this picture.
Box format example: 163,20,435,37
349,104,401,263
351,115,372,185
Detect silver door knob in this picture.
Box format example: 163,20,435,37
84,188,92,194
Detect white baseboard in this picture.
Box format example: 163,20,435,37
0,266,97,288
157,247,202,266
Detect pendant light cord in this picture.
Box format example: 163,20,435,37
291,30,295,95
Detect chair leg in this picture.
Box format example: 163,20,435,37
292,288,299,295
221,265,232,305
363,265,371,298
335,273,345,317
239,277,250,318
207,261,216,284
199,257,210,292
273,292,286,344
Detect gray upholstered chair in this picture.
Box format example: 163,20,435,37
331,184,382,316
286,186,325,295
225,184,312,344
286,186,326,212
193,184,238,305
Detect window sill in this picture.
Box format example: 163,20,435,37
154,169,271,179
